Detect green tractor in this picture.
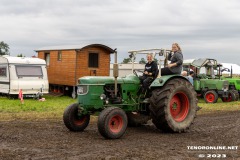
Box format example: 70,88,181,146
183,58,238,103
217,65,240,101
63,49,198,139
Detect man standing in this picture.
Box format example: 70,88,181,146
181,70,194,85
188,71,194,85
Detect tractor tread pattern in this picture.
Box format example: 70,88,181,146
63,103,90,132
149,78,197,133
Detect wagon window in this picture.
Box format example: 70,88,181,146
16,66,43,77
0,67,7,77
45,53,50,66
58,51,62,61
88,53,99,68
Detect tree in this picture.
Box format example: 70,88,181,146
17,54,25,57
0,41,10,55
139,58,146,64
122,58,132,64
154,58,159,64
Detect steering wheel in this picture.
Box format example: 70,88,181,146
133,69,144,77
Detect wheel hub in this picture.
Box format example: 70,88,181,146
207,94,214,101
206,92,216,103
170,92,190,122
109,115,123,133
172,102,178,110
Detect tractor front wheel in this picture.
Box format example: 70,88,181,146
149,78,197,132
204,90,218,103
63,103,90,131
98,107,128,139
221,90,236,102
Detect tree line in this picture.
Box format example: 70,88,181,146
0,41,10,55
0,41,25,57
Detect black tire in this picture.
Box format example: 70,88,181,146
204,90,218,103
233,90,239,101
98,107,128,139
63,103,90,131
127,112,150,127
221,90,236,102
149,78,197,132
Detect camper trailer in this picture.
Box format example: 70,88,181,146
0,56,49,98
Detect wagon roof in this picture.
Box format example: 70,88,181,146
35,43,115,53
0,56,46,65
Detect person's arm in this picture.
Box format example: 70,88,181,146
168,52,172,61
175,53,183,66
168,53,183,68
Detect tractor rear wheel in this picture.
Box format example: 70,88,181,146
98,107,127,139
204,90,218,103
127,112,150,127
149,78,197,132
221,90,236,102
63,103,90,131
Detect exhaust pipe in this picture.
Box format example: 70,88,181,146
113,49,118,97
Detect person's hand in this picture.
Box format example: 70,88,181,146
168,64,174,68
144,71,148,75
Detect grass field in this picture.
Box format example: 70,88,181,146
0,95,76,121
0,95,240,121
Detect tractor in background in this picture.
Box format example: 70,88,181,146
183,58,238,103
63,49,198,139
216,64,240,101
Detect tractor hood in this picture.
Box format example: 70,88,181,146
78,74,140,85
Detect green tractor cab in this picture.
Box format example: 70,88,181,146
64,49,198,139
183,58,238,103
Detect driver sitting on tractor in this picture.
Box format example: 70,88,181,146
139,53,158,93
161,43,183,76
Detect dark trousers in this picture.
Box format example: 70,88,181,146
139,75,153,92
161,67,174,76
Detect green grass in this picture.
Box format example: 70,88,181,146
197,98,240,114
0,95,240,121
0,95,75,112
0,95,76,121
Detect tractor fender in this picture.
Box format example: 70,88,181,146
150,75,190,88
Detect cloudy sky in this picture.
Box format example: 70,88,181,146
1,0,240,64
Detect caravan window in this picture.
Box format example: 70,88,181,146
16,66,43,77
0,67,7,77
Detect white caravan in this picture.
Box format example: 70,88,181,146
0,56,49,97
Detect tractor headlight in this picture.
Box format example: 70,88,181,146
100,94,106,100
77,85,88,95
222,83,229,91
